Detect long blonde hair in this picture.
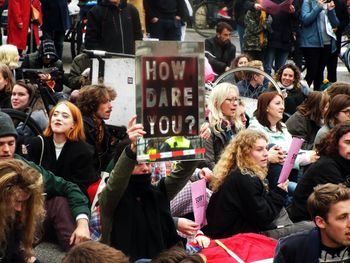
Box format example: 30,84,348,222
0,44,19,70
208,82,239,134
0,159,45,260
211,129,268,192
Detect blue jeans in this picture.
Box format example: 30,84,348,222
236,24,245,52
149,18,182,41
264,47,289,76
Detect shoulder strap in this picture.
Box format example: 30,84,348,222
38,135,44,166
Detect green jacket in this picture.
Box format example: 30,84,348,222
15,154,90,219
99,147,198,246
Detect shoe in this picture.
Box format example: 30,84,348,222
217,8,230,19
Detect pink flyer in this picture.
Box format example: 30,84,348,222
261,0,293,15
191,179,208,228
278,137,304,184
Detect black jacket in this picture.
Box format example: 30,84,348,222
41,0,70,31
203,168,287,238
288,155,350,222
85,0,142,54
27,136,99,196
205,36,236,75
143,0,187,22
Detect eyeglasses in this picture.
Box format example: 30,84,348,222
225,97,239,104
340,110,350,117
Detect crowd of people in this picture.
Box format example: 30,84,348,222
0,0,350,262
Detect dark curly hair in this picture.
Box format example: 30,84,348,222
316,122,350,156
274,63,302,91
76,84,117,116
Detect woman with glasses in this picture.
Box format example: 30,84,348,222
27,100,99,197
314,94,350,147
204,82,240,170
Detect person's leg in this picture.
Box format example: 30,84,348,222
274,49,289,72
302,47,320,89
314,45,331,91
54,30,65,59
264,47,276,76
43,196,76,251
236,24,245,52
164,18,182,41
326,49,338,82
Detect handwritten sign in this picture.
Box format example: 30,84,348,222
142,56,199,138
191,179,207,228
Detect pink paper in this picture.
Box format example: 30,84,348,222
261,0,293,15
278,137,304,184
191,179,208,228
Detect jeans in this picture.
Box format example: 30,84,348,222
264,47,289,76
236,24,245,52
149,18,182,41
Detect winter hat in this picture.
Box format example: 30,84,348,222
0,111,17,138
39,39,58,61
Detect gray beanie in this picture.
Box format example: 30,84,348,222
0,112,18,138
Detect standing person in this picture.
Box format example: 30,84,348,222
299,0,339,90
27,101,99,197
326,0,349,83
143,0,187,40
40,0,70,59
0,159,45,263
7,0,41,54
85,0,143,55
288,123,350,222
205,22,236,76
275,183,350,263
0,111,91,252
76,84,118,172
263,1,298,76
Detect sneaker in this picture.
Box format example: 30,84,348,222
217,8,230,19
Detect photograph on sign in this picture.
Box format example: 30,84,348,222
135,41,205,162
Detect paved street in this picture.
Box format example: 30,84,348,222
61,27,350,83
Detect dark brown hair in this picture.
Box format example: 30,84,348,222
274,63,302,90
256,92,284,132
316,122,350,156
326,82,350,98
297,91,330,125
324,94,350,126
216,21,233,33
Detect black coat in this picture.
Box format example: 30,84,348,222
203,168,287,239
85,0,142,54
289,155,350,222
41,0,70,32
27,136,99,196
205,36,236,75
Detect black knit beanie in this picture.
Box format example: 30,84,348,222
39,39,58,61
0,112,17,138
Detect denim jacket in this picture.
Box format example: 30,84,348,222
299,0,339,52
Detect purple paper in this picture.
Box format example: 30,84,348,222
191,179,207,228
278,137,304,184
261,0,293,15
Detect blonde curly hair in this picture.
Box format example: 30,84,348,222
211,129,268,192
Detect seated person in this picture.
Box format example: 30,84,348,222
236,60,265,99
99,116,209,261
203,129,313,240
0,159,45,263
27,101,99,198
67,53,91,90
288,122,350,222
205,22,236,76
0,111,91,251
20,39,64,91
274,183,350,263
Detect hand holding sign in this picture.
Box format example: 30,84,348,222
127,115,146,152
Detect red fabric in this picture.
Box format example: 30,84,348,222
7,0,41,50
87,178,102,204
200,233,277,263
